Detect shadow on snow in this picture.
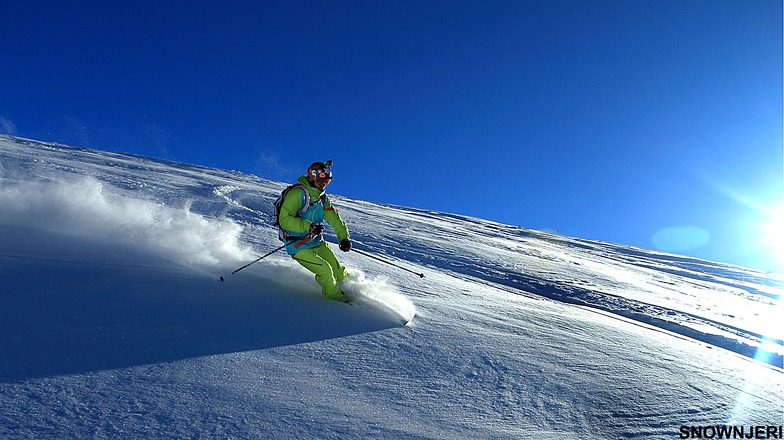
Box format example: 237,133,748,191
0,227,399,383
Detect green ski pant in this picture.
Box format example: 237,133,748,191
292,242,349,301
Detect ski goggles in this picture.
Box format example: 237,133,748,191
311,168,332,183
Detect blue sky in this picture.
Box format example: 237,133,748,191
1,0,782,273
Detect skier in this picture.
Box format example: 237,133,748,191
277,160,352,302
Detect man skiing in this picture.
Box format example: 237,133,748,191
277,160,352,302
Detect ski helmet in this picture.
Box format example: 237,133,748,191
307,160,333,189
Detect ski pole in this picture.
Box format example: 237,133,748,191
351,248,425,278
220,243,287,282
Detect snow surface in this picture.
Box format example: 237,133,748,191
0,135,781,439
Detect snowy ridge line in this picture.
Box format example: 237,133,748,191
569,235,784,300
0,135,237,185
539,231,784,293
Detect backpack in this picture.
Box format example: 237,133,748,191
273,184,322,241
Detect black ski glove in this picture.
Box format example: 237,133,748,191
339,239,352,252
309,223,323,236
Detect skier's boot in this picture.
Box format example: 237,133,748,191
324,288,348,303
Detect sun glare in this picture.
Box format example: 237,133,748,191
702,176,784,273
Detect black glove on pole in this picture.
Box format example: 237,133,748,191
309,223,323,235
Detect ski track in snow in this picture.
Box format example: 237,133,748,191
0,135,782,439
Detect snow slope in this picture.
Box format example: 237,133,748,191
0,135,781,439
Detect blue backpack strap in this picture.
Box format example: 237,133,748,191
294,184,310,217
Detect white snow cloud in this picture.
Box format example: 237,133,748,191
0,176,251,267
